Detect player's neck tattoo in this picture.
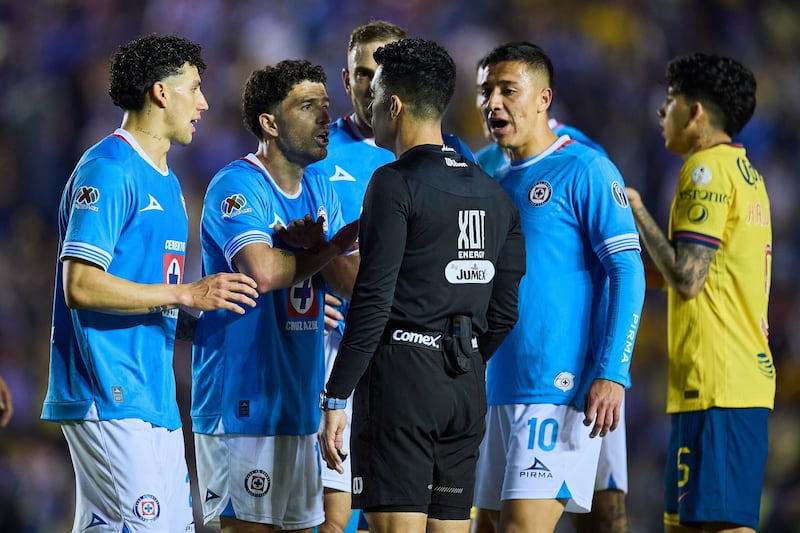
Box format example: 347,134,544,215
136,127,163,141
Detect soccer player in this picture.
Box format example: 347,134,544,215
191,59,359,532
471,42,645,533
626,53,774,533
318,37,526,533
471,62,631,533
40,34,259,532
306,20,476,533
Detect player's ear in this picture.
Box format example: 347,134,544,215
149,80,168,109
390,95,401,120
539,86,553,112
259,112,278,137
342,68,352,95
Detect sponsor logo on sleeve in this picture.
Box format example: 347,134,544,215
221,193,252,218
74,186,101,211
611,181,629,208
691,165,712,186
687,204,708,224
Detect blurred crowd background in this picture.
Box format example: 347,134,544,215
0,0,798,531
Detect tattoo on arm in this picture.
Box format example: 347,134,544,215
630,203,715,298
673,241,715,295
148,305,169,313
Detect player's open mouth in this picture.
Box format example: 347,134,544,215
489,117,510,135
316,131,329,146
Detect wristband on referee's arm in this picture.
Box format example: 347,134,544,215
319,391,347,411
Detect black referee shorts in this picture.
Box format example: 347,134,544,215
350,337,486,520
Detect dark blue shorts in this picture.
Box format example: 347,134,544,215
663,407,769,529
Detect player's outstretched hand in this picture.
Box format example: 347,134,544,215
318,409,348,474
330,220,359,255
276,214,326,250
583,378,623,438
185,273,259,314
0,375,13,428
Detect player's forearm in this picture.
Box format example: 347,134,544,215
630,202,711,298
63,258,186,314
597,249,645,383
320,252,359,301
628,201,686,291
235,242,343,294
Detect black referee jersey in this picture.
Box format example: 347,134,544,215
326,144,526,398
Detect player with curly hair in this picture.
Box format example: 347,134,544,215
41,33,259,532
626,53,774,532
191,59,359,532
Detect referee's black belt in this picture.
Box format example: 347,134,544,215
384,317,479,375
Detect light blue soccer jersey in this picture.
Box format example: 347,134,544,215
42,129,188,429
192,153,345,436
487,136,642,408
476,118,605,176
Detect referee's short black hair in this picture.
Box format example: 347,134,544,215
373,38,455,120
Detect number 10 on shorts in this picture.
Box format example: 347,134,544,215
528,417,558,451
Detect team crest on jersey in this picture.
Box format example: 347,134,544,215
287,278,319,317
611,181,629,208
133,494,160,522
74,186,100,211
554,371,575,392
163,254,184,284
245,469,271,497
691,165,712,186
221,193,252,218
317,206,329,233
528,181,552,207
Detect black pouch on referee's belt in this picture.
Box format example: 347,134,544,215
442,315,476,376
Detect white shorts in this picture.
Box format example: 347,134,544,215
595,396,628,493
321,329,353,492
194,433,324,529
473,404,603,513
62,419,194,533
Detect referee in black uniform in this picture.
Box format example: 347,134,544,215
318,38,526,533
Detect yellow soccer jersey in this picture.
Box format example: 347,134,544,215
666,143,775,413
